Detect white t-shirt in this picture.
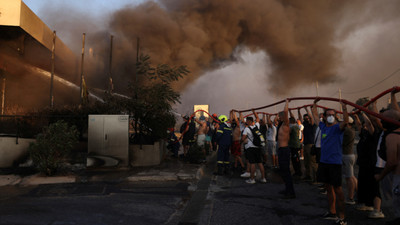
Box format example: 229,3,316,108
376,131,386,168
243,122,260,149
267,125,277,142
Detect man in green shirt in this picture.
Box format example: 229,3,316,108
289,117,302,177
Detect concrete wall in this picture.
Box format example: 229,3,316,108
0,137,34,168
129,140,166,167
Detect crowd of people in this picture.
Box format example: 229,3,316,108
167,90,400,225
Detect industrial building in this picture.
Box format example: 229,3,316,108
0,0,81,113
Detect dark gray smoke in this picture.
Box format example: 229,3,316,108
108,0,348,94
29,0,400,97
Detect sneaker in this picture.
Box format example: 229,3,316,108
259,178,267,183
334,218,347,225
356,204,374,211
368,209,385,219
320,189,327,195
322,211,338,220
345,198,356,205
241,172,250,178
245,179,256,184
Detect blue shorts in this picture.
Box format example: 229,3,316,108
205,135,212,142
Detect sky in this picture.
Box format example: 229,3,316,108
22,0,400,117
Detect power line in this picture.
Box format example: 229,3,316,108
341,66,400,94
328,90,339,97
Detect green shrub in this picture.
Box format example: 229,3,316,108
29,120,79,176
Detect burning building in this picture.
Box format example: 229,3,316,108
0,0,82,113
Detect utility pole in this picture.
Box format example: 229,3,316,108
49,30,56,108
135,37,140,86
0,68,5,116
134,37,140,141
339,88,343,119
108,35,114,93
315,81,319,114
80,33,86,104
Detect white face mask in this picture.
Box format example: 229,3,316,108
327,116,335,124
167,130,171,134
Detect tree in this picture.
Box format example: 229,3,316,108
127,54,189,143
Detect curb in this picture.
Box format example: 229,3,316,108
0,175,22,186
0,152,216,187
0,162,207,187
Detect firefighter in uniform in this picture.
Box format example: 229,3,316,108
215,115,233,175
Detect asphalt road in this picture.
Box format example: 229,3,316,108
193,167,395,225
0,181,192,225
0,161,397,225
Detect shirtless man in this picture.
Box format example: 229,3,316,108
231,111,245,171
375,90,400,225
277,99,296,198
195,115,209,155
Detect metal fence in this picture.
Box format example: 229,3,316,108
0,114,88,139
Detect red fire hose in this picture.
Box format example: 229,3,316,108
232,87,400,126
172,87,400,144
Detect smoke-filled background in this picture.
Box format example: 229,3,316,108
24,0,400,115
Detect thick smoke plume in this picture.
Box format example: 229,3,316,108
34,0,400,97
108,0,348,94
16,0,400,106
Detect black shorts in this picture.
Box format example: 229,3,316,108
317,163,342,187
247,147,262,164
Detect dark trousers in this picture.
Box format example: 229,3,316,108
278,147,295,195
357,165,378,206
217,144,230,164
290,147,302,176
171,144,179,157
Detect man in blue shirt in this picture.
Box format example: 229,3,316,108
312,99,349,225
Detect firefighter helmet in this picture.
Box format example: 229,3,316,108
218,115,228,123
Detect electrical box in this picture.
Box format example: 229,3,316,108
88,115,129,166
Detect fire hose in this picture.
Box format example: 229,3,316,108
233,87,400,126
171,87,400,144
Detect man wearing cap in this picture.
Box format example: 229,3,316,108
241,113,267,184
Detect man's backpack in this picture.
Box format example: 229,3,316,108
378,131,400,161
249,126,266,147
